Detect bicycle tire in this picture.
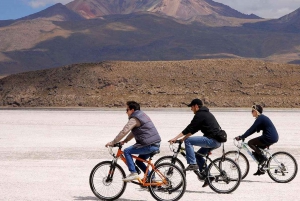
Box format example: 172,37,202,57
154,155,186,174
89,161,127,200
148,162,186,201
224,151,249,179
154,156,186,190
207,157,241,194
267,151,298,183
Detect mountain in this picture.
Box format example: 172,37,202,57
66,0,261,20
1,0,300,76
0,3,83,28
20,3,84,21
244,7,300,33
1,59,300,108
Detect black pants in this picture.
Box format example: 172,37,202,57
248,137,268,155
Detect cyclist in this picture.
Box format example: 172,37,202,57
169,98,222,187
235,105,279,175
105,101,161,182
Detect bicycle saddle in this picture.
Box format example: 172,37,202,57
149,150,160,157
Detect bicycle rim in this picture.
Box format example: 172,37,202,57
148,163,186,201
89,161,127,200
207,157,241,194
267,151,298,183
154,155,186,171
224,151,249,179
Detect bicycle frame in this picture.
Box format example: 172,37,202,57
233,139,281,168
170,140,224,175
109,143,166,187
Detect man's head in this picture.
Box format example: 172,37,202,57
126,101,140,116
187,98,203,114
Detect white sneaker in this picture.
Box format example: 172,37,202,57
123,173,139,182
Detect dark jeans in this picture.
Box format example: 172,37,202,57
123,143,160,175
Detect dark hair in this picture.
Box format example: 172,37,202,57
127,101,140,111
252,105,263,114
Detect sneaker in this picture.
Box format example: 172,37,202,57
123,173,139,182
253,168,265,176
184,164,199,171
202,177,215,188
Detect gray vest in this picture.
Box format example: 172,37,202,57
130,110,161,148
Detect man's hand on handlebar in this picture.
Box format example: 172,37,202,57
168,138,183,144
105,142,113,147
168,138,177,144
235,136,244,141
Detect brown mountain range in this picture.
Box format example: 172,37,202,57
0,59,299,108
66,0,260,20
0,0,300,76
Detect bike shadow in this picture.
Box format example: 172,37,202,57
242,180,274,183
185,190,216,194
73,196,146,201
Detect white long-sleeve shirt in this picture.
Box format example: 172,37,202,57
109,117,141,145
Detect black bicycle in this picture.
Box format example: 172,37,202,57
154,140,242,194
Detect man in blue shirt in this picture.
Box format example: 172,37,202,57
236,105,279,175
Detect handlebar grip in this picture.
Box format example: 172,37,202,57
175,140,182,144
113,142,122,147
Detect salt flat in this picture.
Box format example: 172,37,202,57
0,108,299,200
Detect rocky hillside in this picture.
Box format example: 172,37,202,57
0,59,299,108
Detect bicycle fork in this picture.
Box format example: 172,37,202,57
107,159,118,182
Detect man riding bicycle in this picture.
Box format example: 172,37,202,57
105,101,161,182
235,105,279,175
169,98,222,187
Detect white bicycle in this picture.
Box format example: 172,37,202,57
224,139,298,183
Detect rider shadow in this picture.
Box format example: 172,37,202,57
73,196,146,201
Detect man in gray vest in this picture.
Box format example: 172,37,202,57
105,101,161,182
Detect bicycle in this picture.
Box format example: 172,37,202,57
89,142,186,201
224,139,298,183
154,140,242,194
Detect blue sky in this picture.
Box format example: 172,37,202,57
0,0,73,20
0,0,300,20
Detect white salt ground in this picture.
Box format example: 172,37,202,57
0,108,299,201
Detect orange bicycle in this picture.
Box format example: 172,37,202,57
89,142,186,201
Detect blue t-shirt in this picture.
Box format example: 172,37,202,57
241,114,279,144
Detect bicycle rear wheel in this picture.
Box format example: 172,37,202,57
267,151,298,183
207,157,241,194
89,161,127,200
224,151,249,179
148,163,186,201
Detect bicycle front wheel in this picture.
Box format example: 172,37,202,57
148,163,186,201
89,161,127,200
267,151,298,183
224,151,249,179
207,157,241,194
154,156,186,190
154,155,186,172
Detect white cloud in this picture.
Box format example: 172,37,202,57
213,0,300,18
26,0,74,8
